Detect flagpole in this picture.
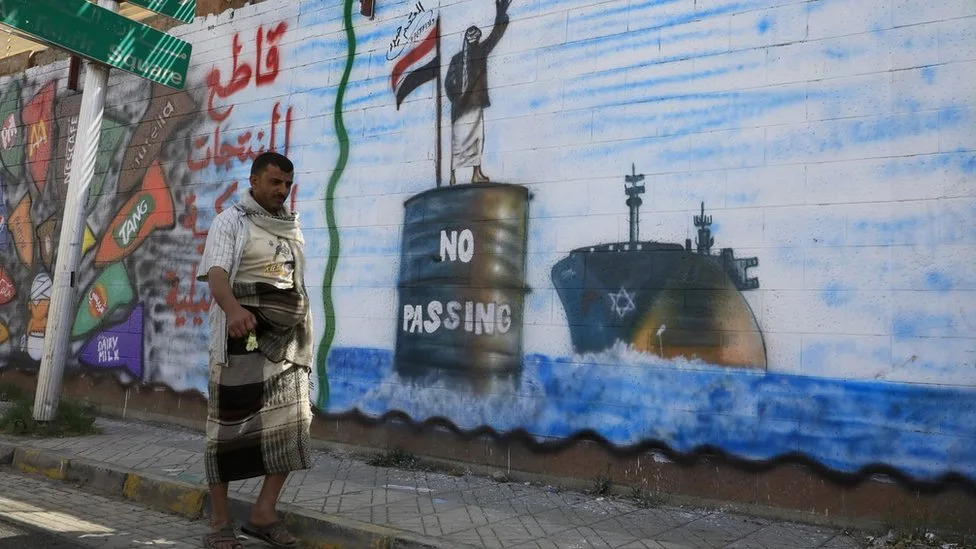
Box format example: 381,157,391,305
434,16,442,188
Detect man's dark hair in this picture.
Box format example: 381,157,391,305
251,151,294,175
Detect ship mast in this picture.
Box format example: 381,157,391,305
694,201,714,254
625,164,645,243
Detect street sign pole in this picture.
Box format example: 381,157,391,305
33,0,118,422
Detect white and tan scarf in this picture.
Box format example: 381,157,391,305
232,191,312,367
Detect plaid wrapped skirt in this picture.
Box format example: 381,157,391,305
205,334,312,484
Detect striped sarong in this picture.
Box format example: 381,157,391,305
204,285,312,484
204,336,312,483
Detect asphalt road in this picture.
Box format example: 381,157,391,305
0,516,88,549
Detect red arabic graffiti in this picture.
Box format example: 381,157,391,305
206,22,288,121
166,265,211,327
188,102,293,171
182,194,209,254
206,34,249,122
172,181,240,326
216,182,240,213
193,21,293,173
257,23,288,86
181,181,240,249
172,21,300,328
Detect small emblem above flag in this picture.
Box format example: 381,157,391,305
391,22,440,109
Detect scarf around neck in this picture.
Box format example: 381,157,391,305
232,190,312,367
236,190,304,246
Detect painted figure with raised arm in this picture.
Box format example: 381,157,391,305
445,0,511,185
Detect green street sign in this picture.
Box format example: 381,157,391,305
126,0,195,24
0,0,191,89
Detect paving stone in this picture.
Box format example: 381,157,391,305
507,539,566,549
0,471,232,548
725,522,837,549
588,510,695,540
0,417,869,549
820,535,866,549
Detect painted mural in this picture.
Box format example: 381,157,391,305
0,0,973,489
395,182,530,391
551,171,764,367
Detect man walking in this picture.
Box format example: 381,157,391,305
198,152,312,548
445,0,511,185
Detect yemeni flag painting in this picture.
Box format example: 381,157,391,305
391,21,440,109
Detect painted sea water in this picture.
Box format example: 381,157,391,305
327,345,976,483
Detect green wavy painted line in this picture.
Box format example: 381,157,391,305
315,0,356,410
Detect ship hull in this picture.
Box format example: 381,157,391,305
551,243,766,368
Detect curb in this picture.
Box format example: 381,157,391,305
5,443,465,549
0,441,14,465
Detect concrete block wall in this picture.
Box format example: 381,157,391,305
0,0,973,511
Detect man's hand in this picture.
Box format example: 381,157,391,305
227,305,257,339
206,267,256,339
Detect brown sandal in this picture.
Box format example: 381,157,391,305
241,520,298,547
202,525,243,549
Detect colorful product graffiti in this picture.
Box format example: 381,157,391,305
95,160,175,266
24,272,51,360
0,0,972,493
8,194,33,267
79,304,144,379
72,262,135,340
22,81,54,193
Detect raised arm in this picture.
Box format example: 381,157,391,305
482,0,511,55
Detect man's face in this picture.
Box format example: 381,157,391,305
466,27,481,44
250,164,294,213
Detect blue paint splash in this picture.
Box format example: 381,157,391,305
757,15,771,34
892,313,955,339
881,153,976,177
824,47,849,60
924,272,953,291
822,282,852,306
728,191,758,206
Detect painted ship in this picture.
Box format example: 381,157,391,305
550,166,766,368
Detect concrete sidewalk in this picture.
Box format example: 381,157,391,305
0,415,868,549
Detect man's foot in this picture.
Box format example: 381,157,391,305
241,520,298,547
472,166,490,183
202,523,242,549
449,171,457,186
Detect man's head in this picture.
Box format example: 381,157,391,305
465,26,482,44
249,152,294,213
